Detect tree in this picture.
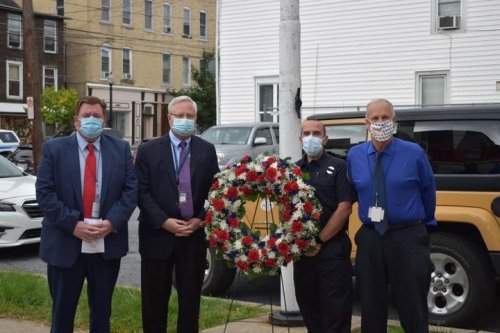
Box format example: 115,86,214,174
41,87,79,131
168,51,216,131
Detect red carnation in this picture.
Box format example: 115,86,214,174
212,198,225,211
248,249,260,262
226,187,238,198
257,174,266,183
210,179,220,191
277,242,290,255
265,258,277,267
282,209,291,221
291,221,303,234
294,238,308,250
241,155,251,163
265,167,277,182
242,236,253,246
292,168,303,177
217,229,229,242
209,236,217,247
228,217,239,228
205,211,213,225
240,187,253,196
284,181,299,193
261,248,267,255
236,260,250,271
246,170,258,182
268,238,276,248
313,212,321,220
235,165,247,176
268,157,276,164
304,201,313,214
284,256,292,264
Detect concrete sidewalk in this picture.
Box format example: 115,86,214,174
0,315,494,333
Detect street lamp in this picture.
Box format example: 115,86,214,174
108,74,114,128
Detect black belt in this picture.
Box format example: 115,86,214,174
364,220,422,231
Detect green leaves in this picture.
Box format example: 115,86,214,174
41,87,79,131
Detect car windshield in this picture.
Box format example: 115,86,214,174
201,127,252,145
0,155,25,178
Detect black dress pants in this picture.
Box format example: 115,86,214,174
294,232,352,333
355,224,431,333
141,236,206,333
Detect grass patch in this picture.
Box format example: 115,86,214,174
0,270,267,332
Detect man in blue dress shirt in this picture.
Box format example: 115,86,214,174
347,98,436,333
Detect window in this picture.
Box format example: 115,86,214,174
433,0,465,30
44,20,57,53
101,0,111,22
256,78,279,122
101,45,111,78
182,56,191,86
122,48,132,79
272,126,280,144
43,66,58,89
163,3,172,33
162,53,172,84
112,111,130,138
145,0,153,30
56,0,64,16
7,61,23,99
416,72,448,105
255,128,273,146
199,11,207,39
324,124,367,159
7,14,22,49
397,120,500,175
123,0,132,25
183,7,191,36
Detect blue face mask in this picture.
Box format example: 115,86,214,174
302,135,324,157
79,117,103,139
171,118,195,137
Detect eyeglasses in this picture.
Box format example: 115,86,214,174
170,113,196,120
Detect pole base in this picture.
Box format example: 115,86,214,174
269,310,305,327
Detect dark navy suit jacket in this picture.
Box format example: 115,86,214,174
135,134,219,259
36,133,137,268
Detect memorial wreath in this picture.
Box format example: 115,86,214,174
204,154,322,276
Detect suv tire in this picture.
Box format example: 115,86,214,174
201,247,236,296
429,232,496,326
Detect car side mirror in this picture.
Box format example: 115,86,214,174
253,137,267,146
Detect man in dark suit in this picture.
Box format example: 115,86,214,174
135,95,219,333
36,96,137,333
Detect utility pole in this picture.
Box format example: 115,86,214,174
270,0,304,327
22,0,44,174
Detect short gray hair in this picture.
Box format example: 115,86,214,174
168,95,198,115
365,98,395,118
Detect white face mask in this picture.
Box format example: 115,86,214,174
302,135,324,156
369,119,395,142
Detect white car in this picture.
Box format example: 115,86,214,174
0,155,42,248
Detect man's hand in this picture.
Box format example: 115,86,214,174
73,221,102,242
162,218,194,237
73,219,115,242
305,244,321,257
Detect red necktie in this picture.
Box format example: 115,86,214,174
83,144,96,218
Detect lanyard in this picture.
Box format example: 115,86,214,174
171,141,191,182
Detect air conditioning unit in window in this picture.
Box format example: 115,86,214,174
142,105,154,116
438,15,460,30
123,73,132,80
102,71,110,78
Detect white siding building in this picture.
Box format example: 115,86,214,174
217,0,500,122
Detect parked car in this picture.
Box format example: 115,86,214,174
0,155,43,248
0,129,21,157
200,122,279,170
308,104,500,327
7,145,34,174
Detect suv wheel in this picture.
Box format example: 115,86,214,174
428,233,496,326
201,247,236,296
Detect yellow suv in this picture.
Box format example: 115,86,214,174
308,104,500,327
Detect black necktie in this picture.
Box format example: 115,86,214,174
374,151,388,235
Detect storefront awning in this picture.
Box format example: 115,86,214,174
0,102,27,114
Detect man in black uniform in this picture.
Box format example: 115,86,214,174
293,119,355,333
